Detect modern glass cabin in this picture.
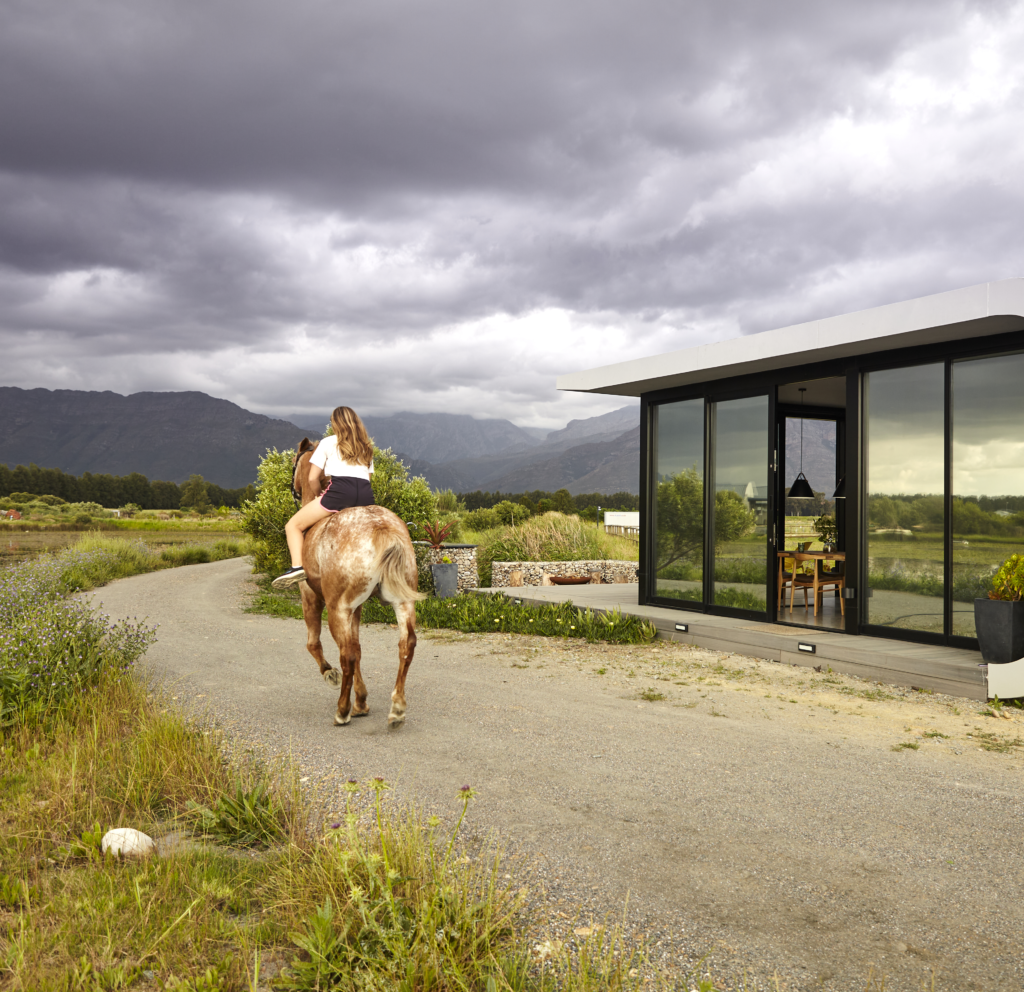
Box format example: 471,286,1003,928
558,279,1024,653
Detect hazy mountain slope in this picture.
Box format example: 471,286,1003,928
542,404,638,447
401,407,640,491
485,426,640,495
0,387,307,487
362,411,540,462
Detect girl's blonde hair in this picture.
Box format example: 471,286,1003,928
329,406,374,467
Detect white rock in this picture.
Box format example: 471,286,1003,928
101,828,156,857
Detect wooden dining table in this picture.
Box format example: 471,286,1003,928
777,550,846,616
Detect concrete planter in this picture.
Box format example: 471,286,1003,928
430,562,459,598
974,598,1024,664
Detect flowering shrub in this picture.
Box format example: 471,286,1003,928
0,546,155,729
990,553,1024,602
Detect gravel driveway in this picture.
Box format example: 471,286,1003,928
88,557,1024,991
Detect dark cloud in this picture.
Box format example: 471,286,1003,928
0,0,1022,427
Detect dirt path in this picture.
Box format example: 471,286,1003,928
88,558,1024,991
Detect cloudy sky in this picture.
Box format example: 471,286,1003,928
2,0,1023,429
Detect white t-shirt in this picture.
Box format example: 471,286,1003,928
309,437,374,480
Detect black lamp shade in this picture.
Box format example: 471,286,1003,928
832,476,846,499
787,473,814,499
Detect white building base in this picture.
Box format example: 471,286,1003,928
985,657,1024,700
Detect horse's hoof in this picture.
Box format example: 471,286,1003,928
352,708,370,718
334,711,351,726
323,669,341,687
387,712,406,728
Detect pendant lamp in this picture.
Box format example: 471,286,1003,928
787,388,814,499
832,476,846,499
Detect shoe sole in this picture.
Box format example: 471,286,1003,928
272,572,305,590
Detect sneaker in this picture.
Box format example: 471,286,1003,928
272,566,306,589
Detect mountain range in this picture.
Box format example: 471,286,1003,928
1,386,640,493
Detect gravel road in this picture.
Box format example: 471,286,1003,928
88,557,1024,991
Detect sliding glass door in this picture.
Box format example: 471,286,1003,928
952,352,1024,639
651,393,769,616
863,364,945,634
652,398,705,603
711,396,769,613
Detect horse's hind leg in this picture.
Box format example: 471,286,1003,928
350,605,369,717
300,584,340,687
388,600,417,727
326,602,363,726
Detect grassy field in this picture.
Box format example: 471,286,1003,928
0,540,652,992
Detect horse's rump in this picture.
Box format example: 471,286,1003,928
374,537,424,605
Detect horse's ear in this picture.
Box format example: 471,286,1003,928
298,437,315,454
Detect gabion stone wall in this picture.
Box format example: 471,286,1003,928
418,544,479,592
491,560,639,587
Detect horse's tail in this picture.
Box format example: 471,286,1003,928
374,535,426,604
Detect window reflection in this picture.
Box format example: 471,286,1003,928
864,364,944,633
712,396,768,612
653,399,704,602
952,353,1024,638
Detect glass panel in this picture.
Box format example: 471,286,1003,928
952,353,1024,638
653,399,704,603
712,396,768,611
864,364,944,633
783,416,838,549
781,416,842,626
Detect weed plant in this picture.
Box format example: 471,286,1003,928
0,668,641,991
249,584,658,644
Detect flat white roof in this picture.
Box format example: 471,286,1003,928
557,278,1024,396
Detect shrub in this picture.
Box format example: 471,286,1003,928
486,512,606,563
462,507,499,531
990,553,1024,601
371,448,437,528
0,546,155,728
493,500,531,526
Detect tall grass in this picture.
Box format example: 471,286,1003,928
0,667,642,990
488,513,608,564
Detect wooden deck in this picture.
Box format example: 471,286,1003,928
492,584,989,700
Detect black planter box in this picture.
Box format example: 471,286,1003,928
974,598,1024,664
430,562,459,599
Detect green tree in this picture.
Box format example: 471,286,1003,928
493,500,531,526
655,468,753,571
179,474,211,514
240,450,298,574
552,488,575,514
371,448,438,526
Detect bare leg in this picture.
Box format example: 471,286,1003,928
326,602,361,725
285,500,333,567
300,583,339,685
388,600,417,727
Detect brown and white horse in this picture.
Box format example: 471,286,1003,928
291,438,423,727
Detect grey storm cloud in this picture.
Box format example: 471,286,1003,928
1,0,1022,425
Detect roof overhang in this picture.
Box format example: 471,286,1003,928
557,279,1024,396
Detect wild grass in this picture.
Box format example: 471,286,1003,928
0,539,648,991
248,582,658,645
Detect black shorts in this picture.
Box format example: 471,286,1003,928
319,477,375,512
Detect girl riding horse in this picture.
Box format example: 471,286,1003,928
272,405,375,589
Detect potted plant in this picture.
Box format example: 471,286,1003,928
814,513,837,553
975,553,1024,664
423,520,459,598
